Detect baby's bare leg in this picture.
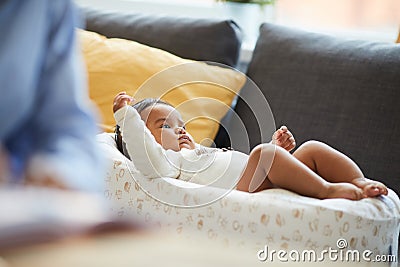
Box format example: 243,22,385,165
292,141,388,197
236,144,364,200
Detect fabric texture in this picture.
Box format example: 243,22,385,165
0,0,102,190
80,7,242,67
97,132,400,261
79,30,246,144
239,23,400,195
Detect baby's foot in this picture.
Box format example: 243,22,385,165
324,183,364,200
351,178,388,197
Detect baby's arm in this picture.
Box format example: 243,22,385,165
113,95,179,179
271,126,296,152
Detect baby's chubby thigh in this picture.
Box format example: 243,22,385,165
238,144,280,192
247,143,280,168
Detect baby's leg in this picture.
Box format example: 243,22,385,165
236,144,364,200
292,141,388,197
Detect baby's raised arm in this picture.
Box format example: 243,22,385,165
113,93,179,179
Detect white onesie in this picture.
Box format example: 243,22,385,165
114,106,249,189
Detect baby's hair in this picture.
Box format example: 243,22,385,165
132,98,174,113
115,98,174,157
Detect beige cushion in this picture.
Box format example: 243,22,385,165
97,132,400,258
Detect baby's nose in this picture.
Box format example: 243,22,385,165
176,127,186,134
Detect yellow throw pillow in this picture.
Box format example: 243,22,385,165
78,29,245,146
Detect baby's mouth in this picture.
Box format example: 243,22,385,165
178,135,191,144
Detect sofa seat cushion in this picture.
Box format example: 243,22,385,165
240,23,400,195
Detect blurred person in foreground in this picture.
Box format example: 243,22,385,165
0,0,102,191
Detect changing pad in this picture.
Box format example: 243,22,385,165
97,133,400,265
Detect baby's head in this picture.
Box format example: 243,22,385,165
117,98,196,153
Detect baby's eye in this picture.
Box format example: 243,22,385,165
161,124,171,129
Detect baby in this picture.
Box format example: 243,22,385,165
113,92,388,200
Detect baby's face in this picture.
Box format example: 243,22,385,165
140,104,195,151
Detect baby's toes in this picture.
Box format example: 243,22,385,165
372,181,388,196
364,185,379,197
363,183,386,197
379,184,388,196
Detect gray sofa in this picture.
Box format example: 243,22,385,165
81,7,400,195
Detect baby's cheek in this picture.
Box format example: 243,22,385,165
161,132,176,144
153,133,161,143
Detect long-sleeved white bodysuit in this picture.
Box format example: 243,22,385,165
114,106,249,189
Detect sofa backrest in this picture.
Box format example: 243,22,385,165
80,7,242,67
235,23,400,193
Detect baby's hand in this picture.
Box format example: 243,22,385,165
272,126,296,152
113,92,135,113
